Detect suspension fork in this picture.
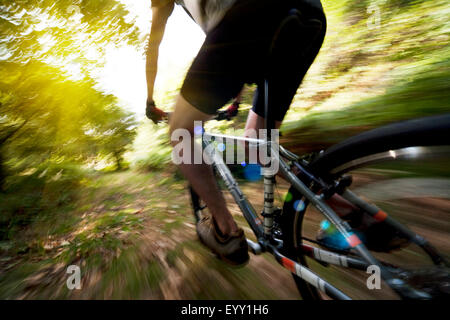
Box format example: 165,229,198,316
263,170,275,238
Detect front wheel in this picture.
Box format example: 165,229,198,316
281,115,450,299
283,146,450,299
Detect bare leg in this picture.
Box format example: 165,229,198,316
244,110,281,137
169,95,239,235
244,110,359,216
234,90,243,104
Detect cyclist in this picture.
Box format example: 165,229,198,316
146,0,406,265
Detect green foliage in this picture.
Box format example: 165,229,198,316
0,0,140,190
0,0,140,240
126,121,172,171
0,0,139,66
281,57,450,152
0,162,88,240
0,60,137,184
278,0,450,151
99,248,165,298
60,231,123,264
94,210,143,233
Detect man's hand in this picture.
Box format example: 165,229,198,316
146,100,168,124
226,100,239,118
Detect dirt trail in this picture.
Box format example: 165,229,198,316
0,171,299,300
2,170,448,299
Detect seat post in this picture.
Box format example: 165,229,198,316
262,11,298,239
262,77,275,239
262,8,323,239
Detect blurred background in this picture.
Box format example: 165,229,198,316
0,0,449,299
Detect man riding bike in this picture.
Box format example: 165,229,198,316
146,0,407,266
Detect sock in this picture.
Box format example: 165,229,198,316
212,218,229,242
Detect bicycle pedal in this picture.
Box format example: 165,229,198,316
247,239,262,255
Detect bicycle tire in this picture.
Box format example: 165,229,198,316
309,114,450,179
281,114,450,299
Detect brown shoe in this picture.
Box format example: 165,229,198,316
196,215,249,266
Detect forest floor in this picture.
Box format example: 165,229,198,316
1,156,449,300
0,170,300,299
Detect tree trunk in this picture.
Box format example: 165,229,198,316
114,152,122,171
0,119,30,192
0,149,5,192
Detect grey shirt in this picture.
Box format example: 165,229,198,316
175,0,237,33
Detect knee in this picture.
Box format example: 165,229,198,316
169,117,195,148
169,94,211,146
169,118,196,150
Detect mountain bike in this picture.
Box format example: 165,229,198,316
155,9,449,299
189,111,450,300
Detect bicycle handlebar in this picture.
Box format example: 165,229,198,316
148,104,239,124
214,109,238,121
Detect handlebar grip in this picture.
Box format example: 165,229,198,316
146,101,168,124
214,103,240,121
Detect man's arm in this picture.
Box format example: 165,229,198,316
146,0,174,104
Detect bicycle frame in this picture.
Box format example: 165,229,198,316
199,131,439,300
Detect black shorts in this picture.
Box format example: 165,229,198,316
180,0,326,121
